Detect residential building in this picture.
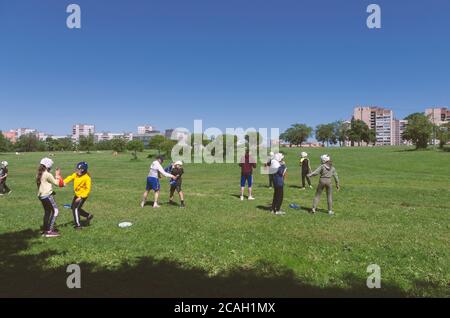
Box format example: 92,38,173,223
392,119,409,146
137,125,154,135
2,130,17,143
133,131,162,148
425,107,449,126
94,132,133,143
353,106,394,146
72,124,95,142
165,128,189,143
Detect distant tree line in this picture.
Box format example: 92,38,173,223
281,112,449,150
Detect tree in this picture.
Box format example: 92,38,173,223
334,121,350,147
57,138,74,151
402,113,433,149
348,118,370,147
127,140,144,160
0,132,13,152
111,138,127,153
315,124,336,147
14,134,46,152
437,122,450,149
78,134,95,153
96,140,113,151
280,124,313,147
148,135,167,155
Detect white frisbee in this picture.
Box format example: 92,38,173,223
118,222,133,228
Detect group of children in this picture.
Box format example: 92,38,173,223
241,151,340,216
36,158,93,237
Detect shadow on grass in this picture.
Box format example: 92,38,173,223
0,228,439,298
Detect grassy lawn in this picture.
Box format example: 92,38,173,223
0,147,449,297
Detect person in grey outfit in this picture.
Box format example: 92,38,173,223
307,154,340,215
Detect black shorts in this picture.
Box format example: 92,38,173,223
170,184,182,193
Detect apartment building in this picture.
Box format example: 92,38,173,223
94,132,133,142
353,106,394,146
425,107,450,126
137,125,154,135
72,124,95,142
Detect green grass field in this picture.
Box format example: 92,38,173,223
0,147,449,297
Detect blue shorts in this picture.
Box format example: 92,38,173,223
241,175,253,187
146,177,160,191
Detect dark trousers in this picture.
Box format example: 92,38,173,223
301,172,311,187
40,195,59,232
268,174,274,187
0,180,10,194
71,196,90,227
271,186,284,212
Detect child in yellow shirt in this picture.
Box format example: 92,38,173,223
60,161,94,229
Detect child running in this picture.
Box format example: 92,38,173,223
307,154,340,216
168,160,185,208
299,152,312,190
36,158,64,237
239,149,256,201
141,155,177,208
62,162,94,229
0,161,11,195
271,153,287,215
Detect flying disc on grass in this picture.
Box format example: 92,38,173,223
118,222,133,228
63,204,71,209
289,203,300,209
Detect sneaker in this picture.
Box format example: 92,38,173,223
248,196,255,200
140,201,145,208
44,230,60,238
275,211,286,215
153,204,161,208
74,226,83,230
328,211,335,216
87,214,94,224
300,187,306,190
311,208,316,214
309,185,313,189
240,196,244,201
180,203,185,208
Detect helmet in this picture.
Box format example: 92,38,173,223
76,162,88,174
320,154,330,163
1,161,8,167
40,158,54,169
300,152,308,158
174,160,183,166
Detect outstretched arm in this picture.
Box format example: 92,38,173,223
307,166,322,178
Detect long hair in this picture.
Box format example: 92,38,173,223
36,164,48,188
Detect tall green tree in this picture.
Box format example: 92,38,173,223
402,113,433,149
0,132,13,152
14,134,46,152
315,124,336,147
349,118,370,147
148,135,167,155
127,140,144,160
333,121,350,147
437,122,450,149
280,124,313,147
78,134,95,153
111,138,127,153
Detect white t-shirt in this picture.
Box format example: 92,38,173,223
148,160,174,179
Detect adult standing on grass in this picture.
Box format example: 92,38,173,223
36,158,64,238
308,154,340,216
239,149,256,201
141,155,176,208
271,153,287,215
0,161,11,195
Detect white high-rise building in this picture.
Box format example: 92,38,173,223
353,106,394,146
425,107,450,126
72,124,95,142
137,125,154,135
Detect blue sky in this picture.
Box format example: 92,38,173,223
1,0,449,135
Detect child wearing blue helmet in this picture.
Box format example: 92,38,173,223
60,161,94,229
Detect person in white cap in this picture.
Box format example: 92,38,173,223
168,160,185,208
36,158,64,237
299,152,312,190
271,153,287,215
307,154,340,215
0,161,11,195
